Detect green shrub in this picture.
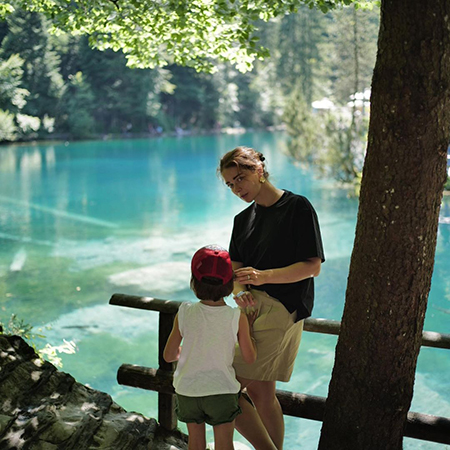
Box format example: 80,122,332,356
0,314,76,367
0,109,17,142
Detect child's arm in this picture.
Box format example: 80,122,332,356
163,314,182,363
237,311,257,364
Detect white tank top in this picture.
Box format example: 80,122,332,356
173,301,241,396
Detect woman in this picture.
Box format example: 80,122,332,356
219,146,325,450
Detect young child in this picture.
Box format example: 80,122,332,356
164,245,257,450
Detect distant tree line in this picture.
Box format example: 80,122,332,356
0,5,383,186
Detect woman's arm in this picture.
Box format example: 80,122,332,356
163,314,182,363
232,261,256,308
237,311,257,364
232,261,246,295
234,257,322,287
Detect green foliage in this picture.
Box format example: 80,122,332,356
0,1,380,185
0,108,17,141
3,0,378,72
75,37,161,134
326,5,378,104
285,83,368,189
159,65,220,130
274,6,329,103
58,71,95,139
320,109,367,183
233,70,262,127
16,113,40,137
0,314,77,367
212,64,277,129
284,84,322,162
1,10,64,119
283,4,377,187
0,3,14,19
1,314,39,340
445,176,450,191
0,53,29,112
38,339,77,368
0,51,45,141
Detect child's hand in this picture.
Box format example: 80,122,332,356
234,290,256,308
246,310,258,328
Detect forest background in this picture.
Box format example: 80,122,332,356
2,5,450,191
0,5,381,185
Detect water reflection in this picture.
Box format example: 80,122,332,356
0,145,56,174
0,133,449,450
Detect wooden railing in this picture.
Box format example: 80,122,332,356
110,293,450,445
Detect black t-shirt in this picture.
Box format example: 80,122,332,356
229,190,325,321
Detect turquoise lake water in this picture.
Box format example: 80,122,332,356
0,131,449,449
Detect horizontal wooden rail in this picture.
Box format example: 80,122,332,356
117,364,450,445
110,293,182,314
110,293,450,349
110,293,450,442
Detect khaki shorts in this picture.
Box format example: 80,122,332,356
233,290,304,382
176,393,241,426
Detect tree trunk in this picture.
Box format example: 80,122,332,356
319,1,450,449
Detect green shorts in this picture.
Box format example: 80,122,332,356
176,393,241,426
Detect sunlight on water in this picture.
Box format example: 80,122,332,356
43,303,160,343
1,132,449,449
51,225,234,272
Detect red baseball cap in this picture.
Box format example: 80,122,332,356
191,245,233,284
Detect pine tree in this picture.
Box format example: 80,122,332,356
0,9,64,119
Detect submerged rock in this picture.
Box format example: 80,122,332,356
0,335,187,449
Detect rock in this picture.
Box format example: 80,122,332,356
0,335,188,449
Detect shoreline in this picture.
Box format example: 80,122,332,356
0,124,287,148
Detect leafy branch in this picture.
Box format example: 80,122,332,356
2,0,379,72
0,314,77,368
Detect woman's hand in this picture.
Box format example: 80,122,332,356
234,267,267,286
233,290,256,308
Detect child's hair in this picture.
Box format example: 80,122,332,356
190,275,234,302
218,146,269,179
190,245,234,302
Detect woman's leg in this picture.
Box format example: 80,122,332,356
213,420,235,450
186,422,206,450
246,380,284,450
235,377,278,450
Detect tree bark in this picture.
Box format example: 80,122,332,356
319,1,450,449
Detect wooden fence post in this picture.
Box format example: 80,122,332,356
158,312,177,430
110,294,450,443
